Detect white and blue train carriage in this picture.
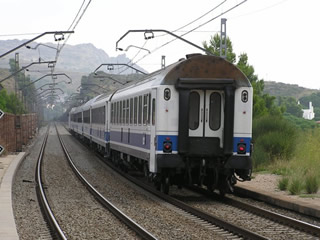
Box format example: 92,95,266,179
90,94,111,153
69,106,83,136
69,53,253,194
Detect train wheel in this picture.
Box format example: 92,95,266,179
161,176,170,194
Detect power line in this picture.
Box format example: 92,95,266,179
230,0,289,19
52,0,92,73
67,0,86,31
0,33,42,37
156,0,227,38
119,1,230,74
124,0,247,72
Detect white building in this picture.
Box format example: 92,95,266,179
302,102,315,120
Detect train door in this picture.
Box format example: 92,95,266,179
188,90,224,146
149,88,157,172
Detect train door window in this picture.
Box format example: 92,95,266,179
138,95,142,125
189,91,200,130
134,97,138,125
152,98,156,125
126,99,129,125
209,92,221,130
143,94,148,125
130,98,133,125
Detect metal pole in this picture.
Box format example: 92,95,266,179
220,18,227,59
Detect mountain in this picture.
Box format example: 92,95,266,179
0,39,146,74
0,39,147,95
263,81,319,100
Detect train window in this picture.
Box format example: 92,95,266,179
152,98,156,125
130,98,133,125
122,100,126,124
189,92,200,130
102,106,105,124
119,101,122,124
115,102,118,124
134,97,138,125
143,94,148,125
138,96,142,125
117,102,120,124
209,92,221,130
148,93,151,125
126,99,129,125
110,104,113,124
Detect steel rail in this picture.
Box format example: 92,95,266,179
88,150,268,240
63,124,267,239
35,124,67,240
54,123,157,240
188,185,320,237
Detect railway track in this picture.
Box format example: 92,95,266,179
62,122,320,239
35,125,66,239
36,124,155,239
54,123,156,240
184,185,320,238
65,128,265,240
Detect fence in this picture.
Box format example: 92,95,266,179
0,112,38,153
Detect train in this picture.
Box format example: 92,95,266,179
69,54,253,195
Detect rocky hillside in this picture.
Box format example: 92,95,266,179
0,40,145,74
263,81,319,100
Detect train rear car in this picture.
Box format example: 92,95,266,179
107,54,253,194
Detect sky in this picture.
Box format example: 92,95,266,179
1,0,320,89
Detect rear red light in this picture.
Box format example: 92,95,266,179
237,143,246,154
163,140,172,153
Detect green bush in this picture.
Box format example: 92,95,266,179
252,144,269,169
305,174,319,194
252,115,297,168
278,177,289,191
288,178,303,195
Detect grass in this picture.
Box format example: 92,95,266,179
305,174,319,194
278,177,289,191
256,128,320,196
288,178,303,195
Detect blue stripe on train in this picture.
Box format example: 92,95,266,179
156,135,178,151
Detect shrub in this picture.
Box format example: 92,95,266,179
252,115,297,168
305,174,319,194
288,178,303,195
278,177,289,191
252,144,270,169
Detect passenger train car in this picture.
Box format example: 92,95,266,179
69,54,253,194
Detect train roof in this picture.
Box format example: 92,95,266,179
162,54,252,87
113,54,251,97
81,94,103,111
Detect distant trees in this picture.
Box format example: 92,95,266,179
277,96,302,118
0,89,25,114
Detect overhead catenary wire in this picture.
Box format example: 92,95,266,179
115,0,229,74
52,0,92,73
121,0,247,74
116,1,228,74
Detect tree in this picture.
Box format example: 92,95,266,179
277,96,302,117
203,34,236,63
203,34,281,118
